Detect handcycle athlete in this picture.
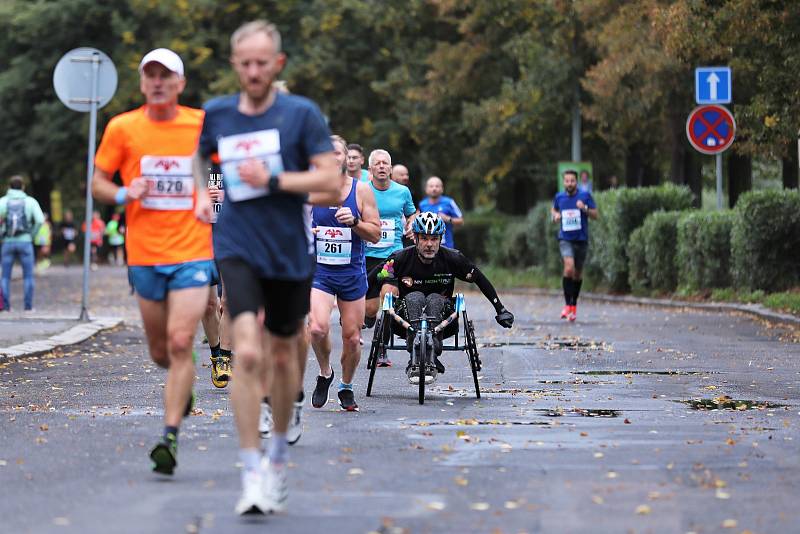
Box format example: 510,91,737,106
370,212,515,384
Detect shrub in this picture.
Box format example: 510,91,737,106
487,218,530,268
676,210,735,290
731,189,800,291
524,201,562,276
591,184,694,292
453,212,498,262
627,226,649,294
641,211,683,293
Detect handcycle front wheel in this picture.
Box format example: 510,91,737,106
366,312,387,397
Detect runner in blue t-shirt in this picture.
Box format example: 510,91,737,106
363,150,417,361
192,20,339,517
308,135,380,413
419,176,463,249
550,169,598,322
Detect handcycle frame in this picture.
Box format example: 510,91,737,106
366,292,482,404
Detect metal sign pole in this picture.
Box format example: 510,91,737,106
716,153,723,210
79,53,100,321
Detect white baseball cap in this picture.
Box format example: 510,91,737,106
138,48,184,76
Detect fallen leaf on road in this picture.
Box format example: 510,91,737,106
624,418,631,424
39,424,48,431
721,519,737,528
504,501,520,509
606,471,618,479
470,502,490,511
52,517,70,526
427,501,445,511
348,468,364,476
593,452,604,458
591,496,604,505
453,476,468,486
715,489,730,499
635,504,651,515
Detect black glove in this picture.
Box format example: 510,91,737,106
495,308,514,328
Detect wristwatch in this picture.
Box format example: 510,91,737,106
347,216,360,228
268,175,280,192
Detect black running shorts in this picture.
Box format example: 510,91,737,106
218,258,312,337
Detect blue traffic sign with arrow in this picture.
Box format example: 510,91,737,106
695,67,731,104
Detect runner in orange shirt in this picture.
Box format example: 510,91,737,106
92,48,215,476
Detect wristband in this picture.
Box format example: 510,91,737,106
268,175,280,192
115,187,128,205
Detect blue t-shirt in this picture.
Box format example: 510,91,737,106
365,181,416,259
552,190,596,242
199,93,333,280
418,195,463,249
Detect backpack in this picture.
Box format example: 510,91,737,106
4,197,31,237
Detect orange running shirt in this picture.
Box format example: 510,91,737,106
94,105,212,266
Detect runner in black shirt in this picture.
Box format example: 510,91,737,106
370,212,514,381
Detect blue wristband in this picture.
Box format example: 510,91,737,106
115,187,128,205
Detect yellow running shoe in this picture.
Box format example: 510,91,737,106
211,355,231,388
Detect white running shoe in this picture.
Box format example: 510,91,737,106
235,469,269,515
261,459,288,513
259,402,272,439
287,399,303,445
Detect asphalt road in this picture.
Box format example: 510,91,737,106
1,267,798,533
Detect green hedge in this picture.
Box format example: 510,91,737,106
627,226,649,294
643,211,683,293
591,184,694,292
522,201,562,276
487,217,529,268
452,212,498,262
677,210,735,290
731,189,800,291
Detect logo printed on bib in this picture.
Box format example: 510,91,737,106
218,129,283,202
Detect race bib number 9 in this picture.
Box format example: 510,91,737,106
561,209,582,232
369,219,396,249
140,155,194,210
218,129,284,202
316,226,352,265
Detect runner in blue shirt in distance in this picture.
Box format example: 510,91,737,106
418,176,463,249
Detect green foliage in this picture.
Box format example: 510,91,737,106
676,211,735,291
453,211,504,263
591,184,694,292
731,189,800,291
522,202,561,276
487,217,530,268
626,226,649,294
642,211,683,293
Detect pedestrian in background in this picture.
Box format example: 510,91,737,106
105,212,125,266
419,176,463,249
0,175,44,312
60,209,78,267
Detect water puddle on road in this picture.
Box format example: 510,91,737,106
534,408,621,418
573,370,710,376
411,419,555,427
479,336,612,352
678,397,786,411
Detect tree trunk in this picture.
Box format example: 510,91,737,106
625,145,644,187
728,152,752,208
461,178,474,212
783,150,798,189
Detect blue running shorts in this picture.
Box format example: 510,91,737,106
128,260,219,302
312,270,368,302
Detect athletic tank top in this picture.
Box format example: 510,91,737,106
312,178,364,273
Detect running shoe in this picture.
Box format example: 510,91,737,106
261,459,288,513
235,469,269,515
560,305,571,319
312,370,335,408
567,305,577,322
149,434,178,475
337,389,359,412
210,355,231,388
377,354,392,367
287,396,304,445
259,401,273,439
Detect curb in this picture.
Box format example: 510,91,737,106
0,317,124,360
504,287,800,328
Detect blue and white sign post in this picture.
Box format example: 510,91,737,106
693,67,733,209
695,67,731,105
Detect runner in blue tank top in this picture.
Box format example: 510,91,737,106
308,135,380,412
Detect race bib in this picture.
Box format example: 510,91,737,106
208,171,223,223
218,129,284,202
316,226,352,265
561,209,582,232
369,219,396,249
140,155,194,210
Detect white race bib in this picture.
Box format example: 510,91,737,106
140,155,194,210
315,226,352,265
561,209,582,232
369,218,396,249
218,129,284,202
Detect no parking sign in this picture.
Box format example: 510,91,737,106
686,105,736,155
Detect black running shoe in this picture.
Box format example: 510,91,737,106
150,435,177,475
312,370,334,408
338,389,359,412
